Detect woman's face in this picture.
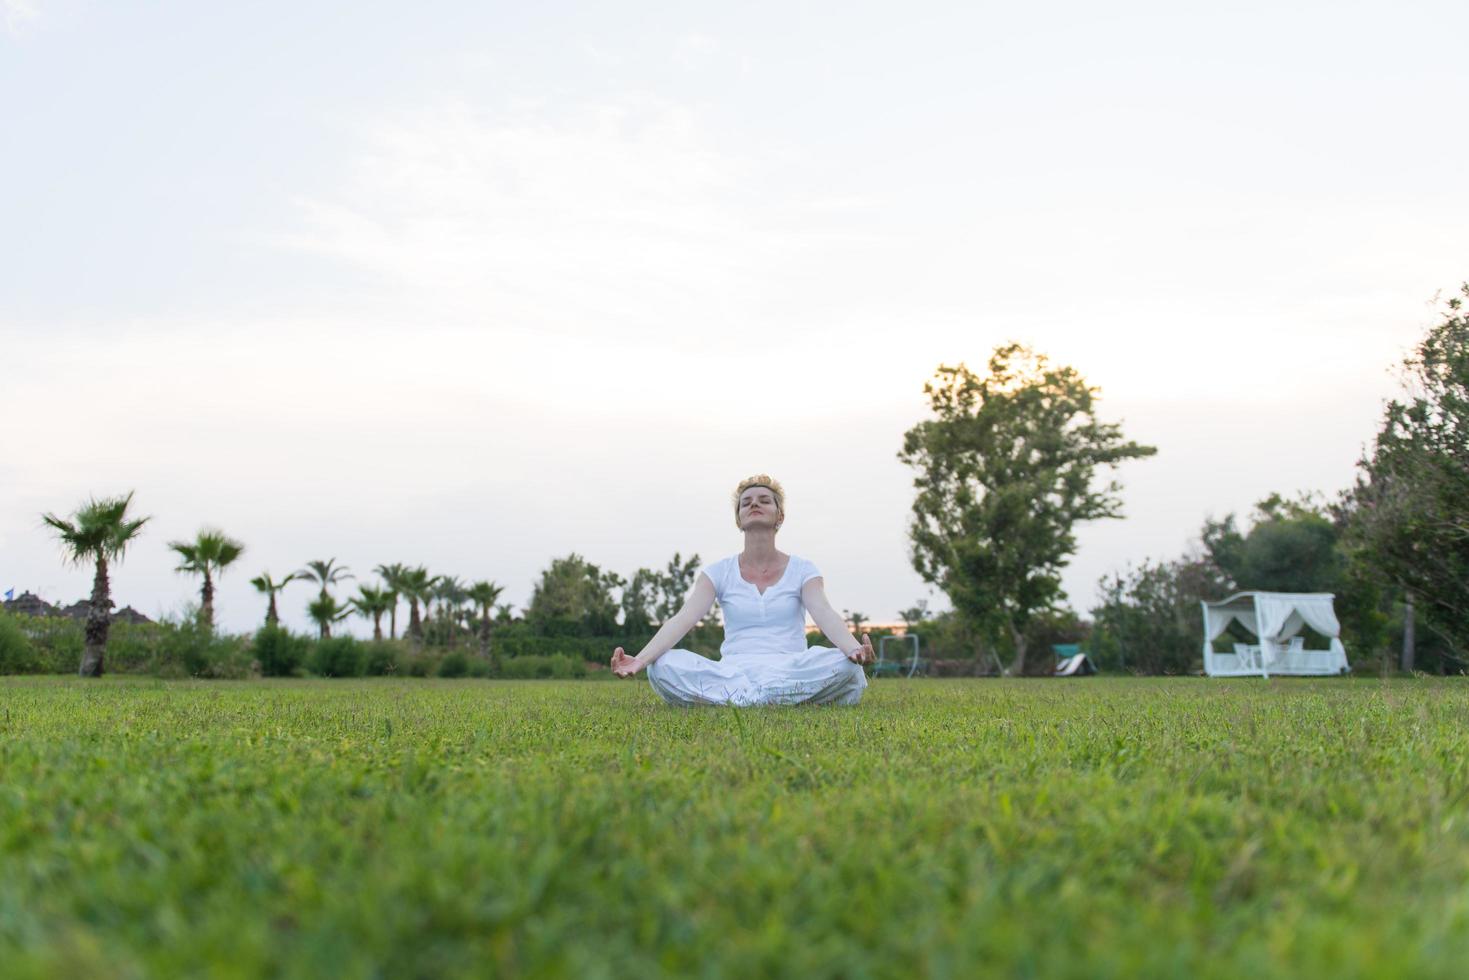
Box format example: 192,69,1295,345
738,486,781,530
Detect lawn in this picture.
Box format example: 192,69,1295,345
3,676,1468,978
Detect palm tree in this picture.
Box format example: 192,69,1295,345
351,585,394,641
373,562,409,639
41,491,150,677
433,575,468,645
307,593,352,640
249,571,300,628
898,600,929,633
168,528,245,630
297,558,353,602
398,566,436,641
467,580,505,667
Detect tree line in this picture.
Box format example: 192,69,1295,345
27,499,720,677
26,281,1466,678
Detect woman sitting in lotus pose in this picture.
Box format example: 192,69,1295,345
610,474,874,706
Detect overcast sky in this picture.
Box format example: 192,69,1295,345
3,1,1466,638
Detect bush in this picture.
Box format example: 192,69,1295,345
13,614,84,673
492,623,616,663
2,613,247,679
437,651,470,678
0,613,41,673
499,654,586,679
404,653,435,677
364,641,404,676
253,626,307,677
467,657,493,678
308,637,366,678
150,620,253,679
194,635,254,679
103,622,163,673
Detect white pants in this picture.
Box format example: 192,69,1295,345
647,647,867,707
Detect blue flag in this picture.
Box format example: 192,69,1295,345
3,589,12,601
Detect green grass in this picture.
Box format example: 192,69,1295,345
3,677,1468,978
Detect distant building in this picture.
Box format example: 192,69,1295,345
1,591,57,618
1,592,152,625
111,606,153,625
58,599,98,621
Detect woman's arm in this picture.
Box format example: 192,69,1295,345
611,574,717,677
801,577,875,664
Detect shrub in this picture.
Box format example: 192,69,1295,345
499,654,586,679
308,637,366,678
364,641,404,676
492,623,615,663
194,635,254,679
404,653,435,677
253,626,307,677
104,622,163,673
151,621,203,677
17,615,84,673
0,613,254,678
0,614,40,673
437,651,470,678
467,657,493,678
147,620,253,679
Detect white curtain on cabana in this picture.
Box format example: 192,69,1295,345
1205,607,1249,641
1201,593,1350,677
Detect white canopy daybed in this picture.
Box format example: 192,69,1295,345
1200,592,1349,677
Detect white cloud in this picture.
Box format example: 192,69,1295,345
578,38,623,67
2,0,39,35
673,32,719,70
279,95,883,350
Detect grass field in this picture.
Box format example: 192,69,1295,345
3,676,1468,978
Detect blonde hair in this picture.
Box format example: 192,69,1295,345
733,474,785,530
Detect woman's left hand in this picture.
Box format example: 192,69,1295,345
847,633,875,665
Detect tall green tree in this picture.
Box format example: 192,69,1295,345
41,491,150,677
168,528,245,629
620,568,660,637
1203,494,1342,594
467,580,506,667
432,576,469,646
526,554,623,637
1346,282,1469,661
898,345,1157,674
307,594,351,640
397,566,437,641
373,562,408,639
622,552,706,639
899,600,929,632
297,559,354,641
351,585,395,641
249,571,300,628
297,559,353,601
656,552,703,623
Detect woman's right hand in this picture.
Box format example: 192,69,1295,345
611,647,646,678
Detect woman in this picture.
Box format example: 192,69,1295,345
610,475,875,706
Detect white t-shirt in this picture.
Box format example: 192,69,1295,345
700,554,823,658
